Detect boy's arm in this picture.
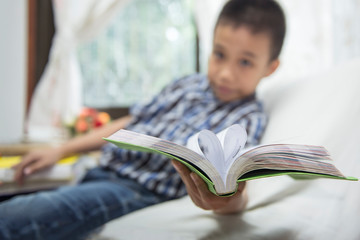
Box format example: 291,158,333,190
13,115,132,184
172,160,248,214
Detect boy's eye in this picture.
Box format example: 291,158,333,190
239,59,252,67
214,51,224,59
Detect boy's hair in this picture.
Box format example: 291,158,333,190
216,0,286,61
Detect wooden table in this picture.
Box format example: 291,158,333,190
0,142,60,156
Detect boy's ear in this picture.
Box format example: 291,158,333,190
265,59,280,77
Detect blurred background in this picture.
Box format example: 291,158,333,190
0,0,359,143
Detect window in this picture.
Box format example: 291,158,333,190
77,0,197,108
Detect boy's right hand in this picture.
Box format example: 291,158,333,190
172,160,248,214
12,148,64,185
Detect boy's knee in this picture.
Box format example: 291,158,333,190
0,192,57,239
0,189,92,240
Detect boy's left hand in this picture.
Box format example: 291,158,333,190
172,160,248,214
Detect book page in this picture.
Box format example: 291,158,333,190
187,125,248,186
227,144,346,186
187,130,226,181
216,124,247,168
106,129,220,179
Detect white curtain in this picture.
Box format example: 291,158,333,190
27,0,131,141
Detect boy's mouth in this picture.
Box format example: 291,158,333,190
215,85,233,96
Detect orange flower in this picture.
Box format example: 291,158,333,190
79,107,97,118
97,112,111,125
75,118,89,133
67,108,111,136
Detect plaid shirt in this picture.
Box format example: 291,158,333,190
101,74,267,198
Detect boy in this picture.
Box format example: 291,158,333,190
0,0,285,239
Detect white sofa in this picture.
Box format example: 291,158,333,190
99,59,360,240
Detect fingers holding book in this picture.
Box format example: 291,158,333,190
172,160,248,214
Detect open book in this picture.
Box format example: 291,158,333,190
104,124,357,196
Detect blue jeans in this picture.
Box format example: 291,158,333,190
0,167,171,240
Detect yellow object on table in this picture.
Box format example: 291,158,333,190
0,155,78,168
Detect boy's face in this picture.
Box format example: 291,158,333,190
208,24,279,102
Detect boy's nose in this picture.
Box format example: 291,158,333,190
218,65,235,84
